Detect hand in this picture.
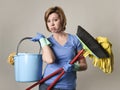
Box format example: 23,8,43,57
63,60,74,72
31,33,45,42
73,62,80,71
8,52,16,65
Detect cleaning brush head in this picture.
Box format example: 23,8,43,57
76,25,109,58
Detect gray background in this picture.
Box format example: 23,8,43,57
0,0,120,90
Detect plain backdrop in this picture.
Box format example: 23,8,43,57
0,0,120,90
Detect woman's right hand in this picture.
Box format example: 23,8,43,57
31,33,45,42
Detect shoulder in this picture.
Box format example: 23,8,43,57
68,33,83,50
68,34,79,41
47,35,56,44
47,35,53,41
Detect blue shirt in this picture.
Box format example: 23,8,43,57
43,34,82,89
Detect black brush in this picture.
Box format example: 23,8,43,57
76,25,109,58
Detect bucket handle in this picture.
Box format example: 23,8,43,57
16,37,41,55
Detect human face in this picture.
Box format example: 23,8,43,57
47,13,62,33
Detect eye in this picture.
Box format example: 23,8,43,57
54,19,58,21
47,20,51,23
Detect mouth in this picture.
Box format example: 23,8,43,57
51,27,56,30
50,27,61,33
50,27,57,33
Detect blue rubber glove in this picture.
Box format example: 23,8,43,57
63,60,74,72
31,33,45,42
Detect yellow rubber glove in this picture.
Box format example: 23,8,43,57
8,52,16,65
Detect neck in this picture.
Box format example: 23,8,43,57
53,31,66,38
52,31,68,46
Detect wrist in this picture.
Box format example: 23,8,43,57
73,63,80,71
63,63,74,72
39,38,51,47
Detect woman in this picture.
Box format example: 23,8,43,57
32,6,87,90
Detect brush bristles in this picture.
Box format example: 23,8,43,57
76,25,109,58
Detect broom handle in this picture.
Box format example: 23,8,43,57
47,49,84,90
47,70,65,90
70,49,84,64
26,68,63,90
26,49,84,90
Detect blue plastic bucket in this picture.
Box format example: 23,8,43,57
14,53,42,82
14,37,43,82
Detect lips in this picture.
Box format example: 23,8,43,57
51,27,56,30
50,27,57,32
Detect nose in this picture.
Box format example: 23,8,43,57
51,21,54,26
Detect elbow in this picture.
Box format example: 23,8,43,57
82,63,88,70
42,56,55,64
46,58,55,64
83,65,87,71
47,55,56,64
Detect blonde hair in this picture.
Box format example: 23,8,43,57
44,6,67,31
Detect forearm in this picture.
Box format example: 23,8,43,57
31,33,56,63
79,61,87,71
39,37,55,64
42,45,55,64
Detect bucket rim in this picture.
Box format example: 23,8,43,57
15,53,42,56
